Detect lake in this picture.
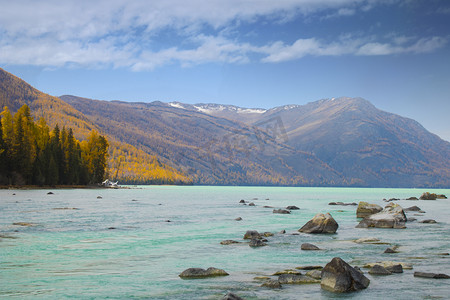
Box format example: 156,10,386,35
1,186,449,299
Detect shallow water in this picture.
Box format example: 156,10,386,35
0,186,449,299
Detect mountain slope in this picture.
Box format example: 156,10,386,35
0,67,191,184
179,97,450,187
61,95,344,186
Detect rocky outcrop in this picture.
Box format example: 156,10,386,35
301,243,320,250
179,267,229,278
356,203,407,229
356,202,383,218
299,213,338,234
320,257,370,293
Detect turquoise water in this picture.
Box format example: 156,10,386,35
1,186,449,299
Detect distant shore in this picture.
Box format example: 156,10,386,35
0,184,104,190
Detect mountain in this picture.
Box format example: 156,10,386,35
60,95,450,187
60,96,341,186
0,67,191,185
186,97,450,187
1,67,448,187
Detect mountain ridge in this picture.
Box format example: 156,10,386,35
60,94,450,187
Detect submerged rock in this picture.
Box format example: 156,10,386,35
249,239,267,247
384,246,399,254
278,274,320,284
179,267,229,278
329,202,357,206
235,217,242,221
299,213,338,234
301,243,321,250
220,240,241,245
354,237,380,244
356,202,383,218
306,269,322,279
222,292,243,300
296,266,323,270
321,257,370,293
248,202,256,206
420,219,437,224
356,203,407,229
414,272,450,279
363,261,412,270
273,269,301,276
273,209,290,214
406,197,419,200
261,279,282,288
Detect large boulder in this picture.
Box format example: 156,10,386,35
356,203,407,229
179,267,229,278
321,257,370,293
356,202,383,218
299,213,338,234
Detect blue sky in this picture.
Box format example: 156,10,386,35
1,0,449,140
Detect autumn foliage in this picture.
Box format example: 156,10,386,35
0,104,108,185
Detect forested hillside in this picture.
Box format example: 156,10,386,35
0,68,191,185
0,105,108,185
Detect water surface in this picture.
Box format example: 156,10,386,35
1,186,449,299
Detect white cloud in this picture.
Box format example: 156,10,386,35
0,0,446,70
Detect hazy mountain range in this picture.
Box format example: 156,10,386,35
1,67,449,187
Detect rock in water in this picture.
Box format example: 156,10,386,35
299,213,338,234
356,203,407,229
369,265,392,275
278,274,320,284
273,209,290,214
356,202,383,218
220,240,240,245
222,292,244,300
301,243,321,250
243,230,262,240
414,272,450,279
249,239,267,247
286,206,300,210
261,279,282,288
179,267,229,278
404,205,422,212
321,257,370,293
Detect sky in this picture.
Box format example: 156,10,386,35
1,0,449,141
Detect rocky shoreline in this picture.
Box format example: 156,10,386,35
180,192,449,299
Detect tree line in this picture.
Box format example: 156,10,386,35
0,104,108,186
